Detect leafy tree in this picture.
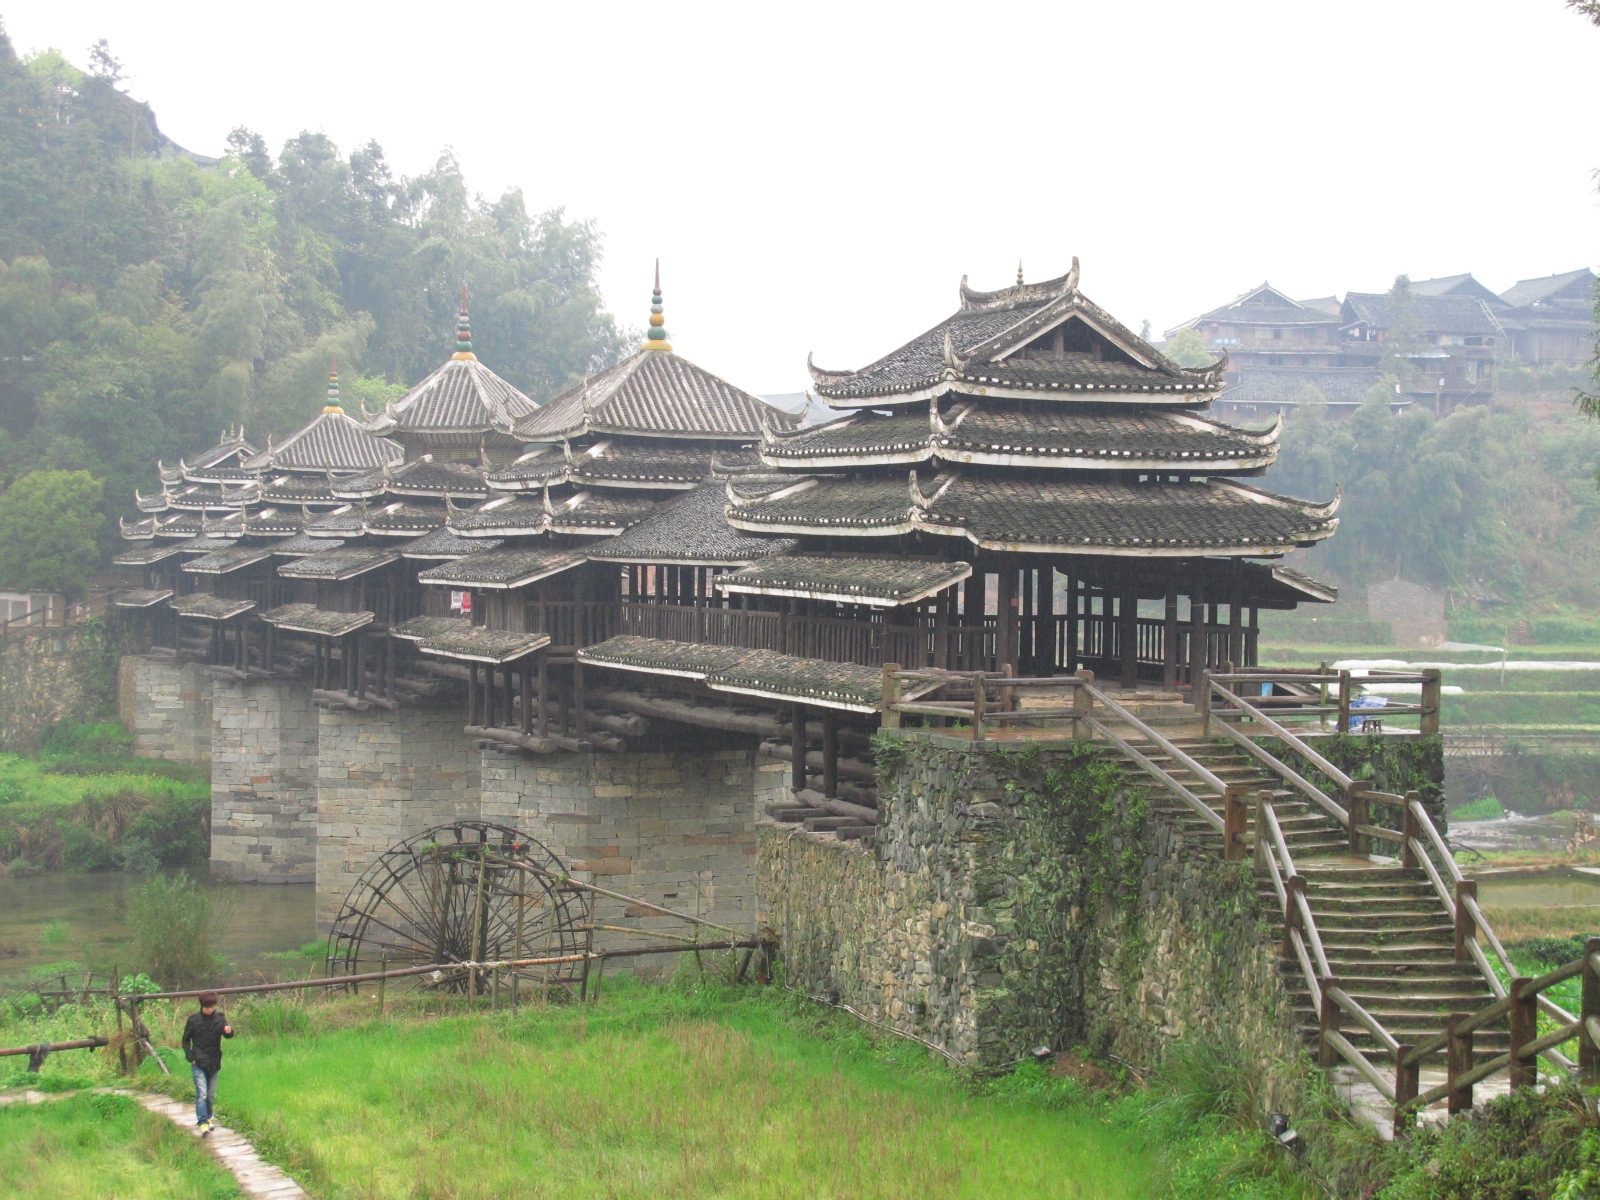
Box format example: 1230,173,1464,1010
1160,327,1217,368
1569,1,1600,27
0,470,104,595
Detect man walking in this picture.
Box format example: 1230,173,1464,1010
181,990,234,1135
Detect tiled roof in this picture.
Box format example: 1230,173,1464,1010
366,357,538,438
482,446,568,490
447,495,550,537
418,625,550,664
571,442,716,488
115,588,174,608
1341,293,1504,336
364,503,448,537
727,472,1340,555
578,636,883,713
715,556,971,608
1222,367,1383,407
1500,268,1595,309
586,482,798,565
242,510,303,537
242,410,403,473
260,476,339,505
809,265,1224,404
302,507,368,537
272,532,341,557
153,514,207,538
113,541,194,566
260,603,374,637
138,482,258,512
176,430,257,475
118,517,158,541
398,527,501,560
1409,274,1505,306
546,491,655,536
390,615,471,643
760,402,1280,469
1270,566,1338,605
417,548,584,590
170,593,256,621
446,491,653,538
332,458,488,500
278,546,400,581
514,348,794,443
181,545,276,575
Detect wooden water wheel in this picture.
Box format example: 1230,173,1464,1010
325,821,586,994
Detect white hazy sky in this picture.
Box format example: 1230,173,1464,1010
5,1,1596,395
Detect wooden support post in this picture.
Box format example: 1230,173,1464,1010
1229,586,1243,671
822,709,839,799
880,663,902,729
1348,783,1370,857
1066,574,1079,674
971,672,987,741
521,658,533,735
536,652,548,737
1454,879,1478,961
1583,936,1600,1085
1118,578,1138,689
574,661,587,738
1317,980,1339,1068
1283,874,1306,958
1223,784,1249,861
1188,588,1206,691
1337,670,1352,734
1420,668,1441,735
467,663,478,726
1508,976,1538,1090
1162,574,1178,690
1446,1013,1474,1114
355,632,366,700
1072,669,1093,740
996,563,1016,676
1196,667,1212,736
1394,1046,1418,1133
1038,565,1055,673
1253,792,1268,870
790,705,807,795
1401,790,1422,870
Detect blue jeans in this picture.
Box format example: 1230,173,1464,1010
191,1064,219,1125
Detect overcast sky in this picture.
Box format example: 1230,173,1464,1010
6,1,1596,395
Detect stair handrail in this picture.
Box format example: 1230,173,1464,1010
1082,680,1230,797
1207,675,1354,792
1086,715,1225,834
1209,713,1350,825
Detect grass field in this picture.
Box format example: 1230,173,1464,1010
0,1090,238,1199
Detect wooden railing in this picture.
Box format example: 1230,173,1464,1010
1206,667,1441,735
0,590,114,640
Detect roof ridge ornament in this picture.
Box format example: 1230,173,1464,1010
452,285,477,361
908,468,955,510
324,354,343,413
806,351,853,384
643,260,672,351
940,330,969,374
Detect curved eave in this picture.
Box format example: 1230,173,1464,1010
546,522,631,537
485,473,570,492
702,682,879,715
572,475,702,490
717,578,969,609
760,447,931,469
724,513,917,538
760,446,1278,471
448,522,548,538
911,514,1340,557
815,378,1221,408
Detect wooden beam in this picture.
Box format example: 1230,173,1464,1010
822,708,839,799
790,704,807,794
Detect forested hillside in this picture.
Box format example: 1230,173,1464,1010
0,27,626,592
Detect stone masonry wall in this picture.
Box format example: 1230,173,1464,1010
759,733,1303,1097
0,618,133,754
119,654,213,764
314,704,481,930
480,744,761,973
210,677,318,883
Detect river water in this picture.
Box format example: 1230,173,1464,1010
0,871,315,985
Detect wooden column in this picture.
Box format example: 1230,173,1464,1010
1038,564,1055,674
790,705,807,795
1162,569,1178,689
1188,586,1206,690
574,661,587,738
536,652,548,737
996,562,1016,674
501,663,513,728
467,663,478,726
821,709,839,799
355,632,366,700
1066,573,1079,673
1229,582,1244,670
1118,573,1138,689
520,657,533,735
1246,606,1259,668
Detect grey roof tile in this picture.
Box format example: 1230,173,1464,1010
243,410,403,473
715,556,971,607
260,603,374,637
366,357,539,437
169,593,256,621
278,546,400,581
587,482,798,565
578,636,882,712
417,548,584,589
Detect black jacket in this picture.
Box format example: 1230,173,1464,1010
181,1009,234,1072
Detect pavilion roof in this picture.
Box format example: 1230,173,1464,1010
725,472,1340,556
113,540,195,566
417,548,585,590
418,625,551,664
170,593,256,621
715,556,971,608
366,358,539,443
260,603,373,637
272,532,342,557
1221,367,1384,408
760,402,1281,470
807,261,1225,407
391,615,471,643
301,507,368,537
181,545,276,575
585,482,797,566
172,429,257,481
243,409,402,474
278,546,400,581
1341,293,1504,337
398,527,501,560
332,457,488,501
1499,267,1595,309
114,588,174,608
578,636,883,713
259,476,340,505
364,502,449,538
512,347,794,443
447,491,654,539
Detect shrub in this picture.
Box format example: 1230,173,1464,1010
1451,795,1504,821
248,998,312,1038
1519,935,1588,967
58,820,115,871
125,872,235,989
116,836,159,873
125,795,209,867
38,720,131,761
37,918,68,944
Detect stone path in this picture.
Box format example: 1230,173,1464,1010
0,1086,307,1198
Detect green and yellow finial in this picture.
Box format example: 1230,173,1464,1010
452,285,477,360
643,260,671,351
323,354,342,413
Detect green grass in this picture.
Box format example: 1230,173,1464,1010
0,753,207,819
199,984,1157,1199
1450,795,1505,821
0,1091,239,1199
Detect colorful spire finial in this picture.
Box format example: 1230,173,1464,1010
452,285,477,360
643,259,672,351
1017,260,1024,286
323,353,342,413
